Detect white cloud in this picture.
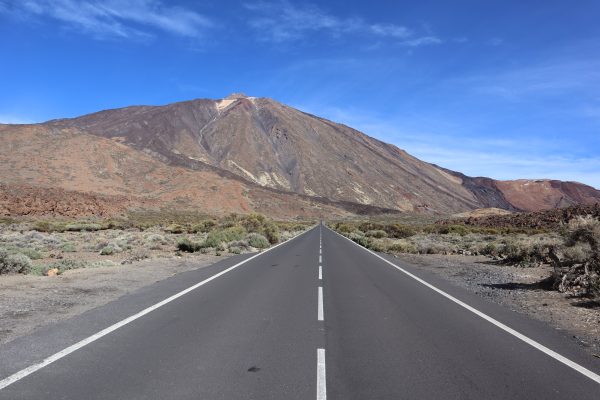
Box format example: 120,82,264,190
370,23,411,39
401,36,442,47
2,0,213,39
244,1,440,46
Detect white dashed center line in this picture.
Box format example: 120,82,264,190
317,348,327,400
318,286,324,321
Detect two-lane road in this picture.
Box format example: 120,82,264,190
0,224,599,399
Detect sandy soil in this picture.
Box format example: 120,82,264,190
396,253,600,356
0,253,224,345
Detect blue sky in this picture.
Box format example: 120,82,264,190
1,1,599,188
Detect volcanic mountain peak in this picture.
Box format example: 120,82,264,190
224,93,253,100
1,95,599,217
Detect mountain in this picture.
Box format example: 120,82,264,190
1,93,599,217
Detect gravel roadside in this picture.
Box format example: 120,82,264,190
0,253,226,345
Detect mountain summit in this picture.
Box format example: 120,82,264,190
1,95,599,217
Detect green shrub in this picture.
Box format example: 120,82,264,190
204,226,247,248
100,245,121,255
438,225,469,236
0,251,32,274
61,243,77,252
247,233,270,249
19,248,44,260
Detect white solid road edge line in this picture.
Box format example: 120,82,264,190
317,348,327,400
318,286,324,321
0,227,317,391
328,226,600,385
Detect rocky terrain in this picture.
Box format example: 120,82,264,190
1,93,599,218
441,204,600,230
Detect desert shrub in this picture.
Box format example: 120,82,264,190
164,224,185,234
18,248,44,260
262,223,281,244
365,230,387,238
64,223,103,232
100,244,122,255
358,222,385,232
145,233,166,242
33,221,66,233
384,224,416,239
348,232,371,248
387,241,418,254
366,240,386,252
121,249,150,264
240,213,267,231
29,264,49,276
246,233,270,249
437,225,469,236
204,226,247,248
177,238,203,253
229,246,242,254
0,250,32,274
334,223,355,234
61,243,77,252
237,214,281,244
200,246,214,254
480,242,499,257
189,220,217,233
557,216,600,295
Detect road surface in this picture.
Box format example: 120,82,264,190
0,224,599,399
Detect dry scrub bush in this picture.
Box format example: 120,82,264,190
555,216,600,296
0,250,32,274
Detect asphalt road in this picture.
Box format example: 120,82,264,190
1,224,599,399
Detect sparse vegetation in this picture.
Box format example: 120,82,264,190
329,214,600,298
0,213,311,277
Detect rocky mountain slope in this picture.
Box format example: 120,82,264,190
1,93,599,217
0,124,391,218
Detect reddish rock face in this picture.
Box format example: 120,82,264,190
0,94,598,217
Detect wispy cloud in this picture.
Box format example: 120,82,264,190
467,60,600,100
1,0,213,39
244,1,441,46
